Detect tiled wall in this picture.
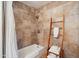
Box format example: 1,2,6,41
36,1,79,57
13,2,38,49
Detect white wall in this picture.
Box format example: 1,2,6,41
0,1,2,58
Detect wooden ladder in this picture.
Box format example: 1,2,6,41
47,14,65,58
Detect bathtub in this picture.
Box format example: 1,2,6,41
18,44,44,58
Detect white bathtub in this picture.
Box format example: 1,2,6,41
18,44,44,58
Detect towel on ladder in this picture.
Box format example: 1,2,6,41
49,45,60,55
53,27,59,38
47,53,59,58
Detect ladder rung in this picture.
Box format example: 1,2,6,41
51,34,63,37
60,34,63,36
52,21,63,23
59,27,62,29
49,52,59,56
52,27,62,29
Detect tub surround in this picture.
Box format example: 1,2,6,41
13,1,79,58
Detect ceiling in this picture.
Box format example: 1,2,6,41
21,1,52,9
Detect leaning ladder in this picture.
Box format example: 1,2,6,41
47,14,65,58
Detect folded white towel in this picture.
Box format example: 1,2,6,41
47,53,59,58
47,53,56,58
53,27,59,38
49,45,60,55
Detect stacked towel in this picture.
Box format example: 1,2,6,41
47,53,56,58
49,45,60,55
53,27,59,38
47,53,59,58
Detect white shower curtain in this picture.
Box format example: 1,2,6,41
5,1,18,58
0,1,2,58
